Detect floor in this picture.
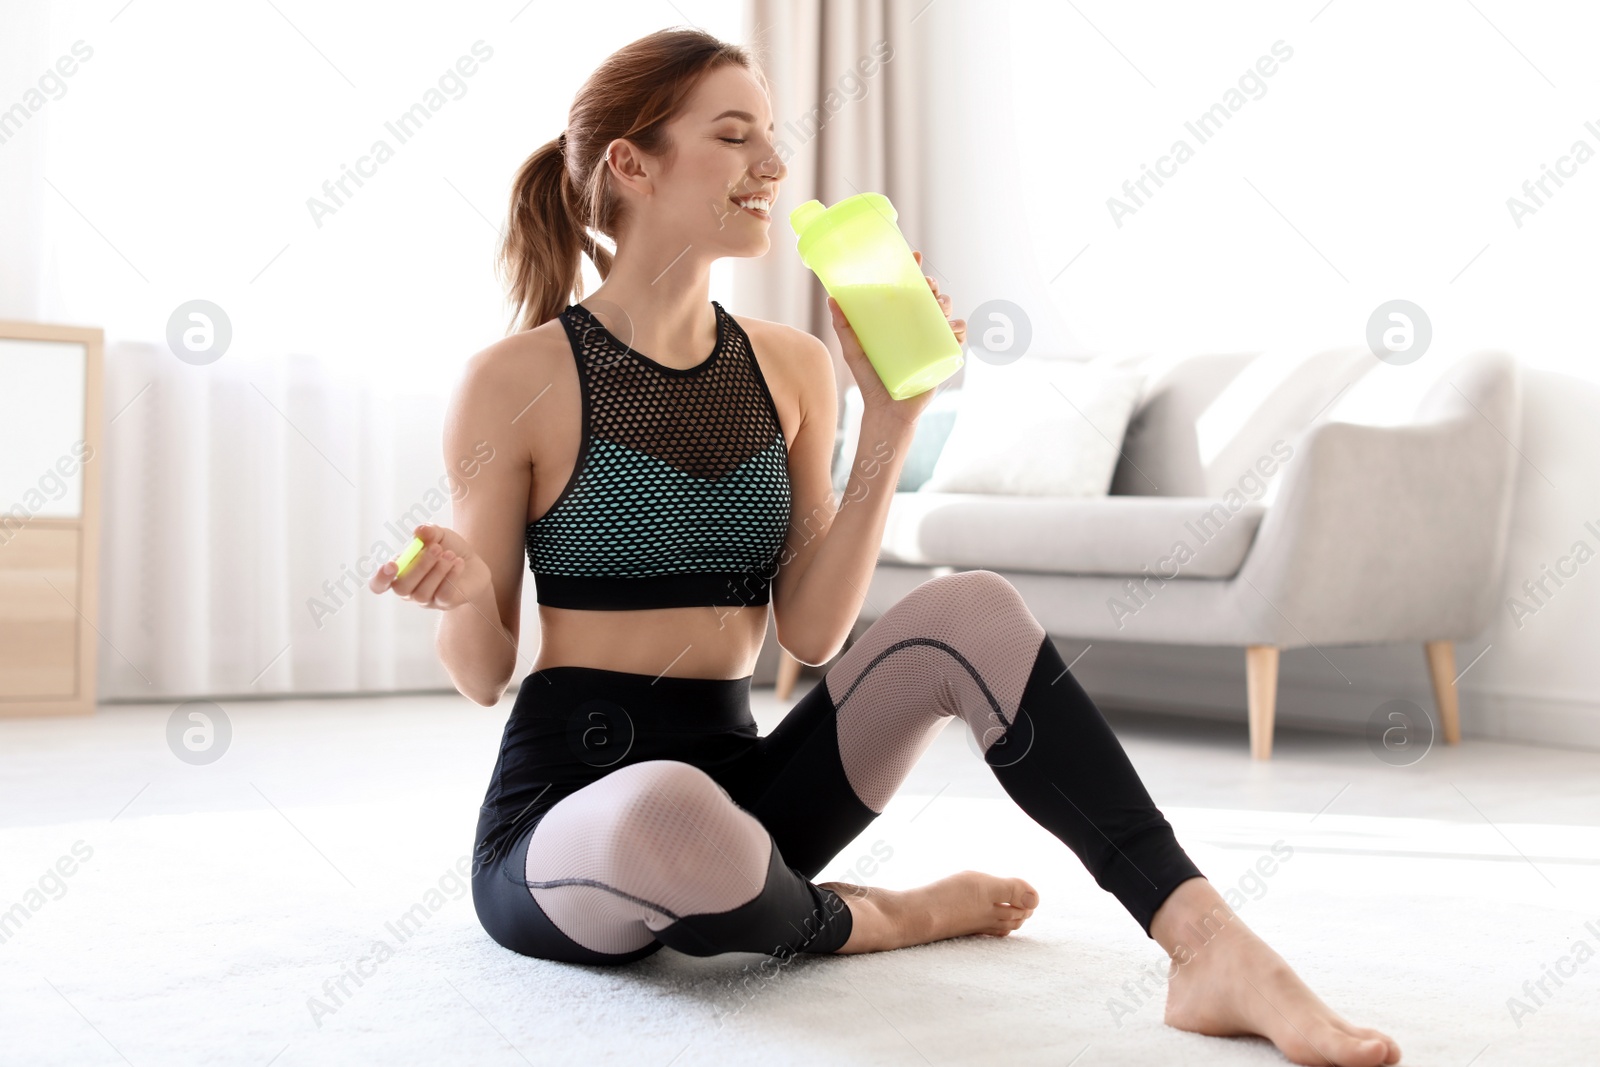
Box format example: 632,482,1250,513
2,680,1596,1065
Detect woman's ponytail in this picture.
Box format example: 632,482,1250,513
498,133,591,334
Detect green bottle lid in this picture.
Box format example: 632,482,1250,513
392,536,426,577
789,199,827,236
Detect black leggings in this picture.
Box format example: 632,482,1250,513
470,570,1204,964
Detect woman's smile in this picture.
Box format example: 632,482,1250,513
730,194,772,220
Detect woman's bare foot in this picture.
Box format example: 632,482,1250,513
1152,877,1401,1066
820,871,1039,954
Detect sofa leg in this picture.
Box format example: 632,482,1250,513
1245,645,1279,760
775,650,802,701
1423,640,1463,744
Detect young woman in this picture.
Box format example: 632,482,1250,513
371,28,1400,1067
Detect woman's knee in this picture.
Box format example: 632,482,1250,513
840,569,1050,739
909,569,1029,615
570,760,771,917
587,761,761,861
877,569,1041,650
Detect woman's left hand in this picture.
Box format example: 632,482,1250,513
828,250,966,430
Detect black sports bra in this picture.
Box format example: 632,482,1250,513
525,300,792,610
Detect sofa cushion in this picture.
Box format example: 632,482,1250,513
878,492,1266,579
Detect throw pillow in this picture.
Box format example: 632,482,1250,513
831,384,962,493
919,357,1145,495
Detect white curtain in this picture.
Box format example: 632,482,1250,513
738,0,927,360
737,0,1081,415
89,341,517,699
1,0,746,701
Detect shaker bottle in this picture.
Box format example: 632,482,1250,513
789,192,964,400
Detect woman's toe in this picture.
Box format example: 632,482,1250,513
1338,1021,1399,1063
1003,880,1040,909
1340,1033,1392,1067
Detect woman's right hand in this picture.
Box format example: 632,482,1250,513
369,523,490,611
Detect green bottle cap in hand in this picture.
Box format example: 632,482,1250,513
392,536,426,578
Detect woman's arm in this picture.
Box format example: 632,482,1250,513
772,254,965,664
772,389,918,665
430,343,540,705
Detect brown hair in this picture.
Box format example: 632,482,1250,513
497,27,769,335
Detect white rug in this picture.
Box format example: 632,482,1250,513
3,789,1596,1066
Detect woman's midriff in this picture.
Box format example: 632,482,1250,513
530,600,773,680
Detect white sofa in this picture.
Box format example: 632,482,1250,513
775,346,1523,760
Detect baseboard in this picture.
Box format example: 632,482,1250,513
1090,685,1600,752
1454,686,1600,750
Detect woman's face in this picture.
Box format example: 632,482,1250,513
610,64,787,260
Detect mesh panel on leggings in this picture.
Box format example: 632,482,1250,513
520,761,772,956
525,300,791,610
821,570,1051,813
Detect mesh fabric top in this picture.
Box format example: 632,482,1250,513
525,300,791,610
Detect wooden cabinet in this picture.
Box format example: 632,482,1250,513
0,322,103,717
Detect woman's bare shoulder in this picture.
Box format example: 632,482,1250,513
731,311,839,390
470,317,570,375
728,311,822,360
452,319,573,405
444,319,576,449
